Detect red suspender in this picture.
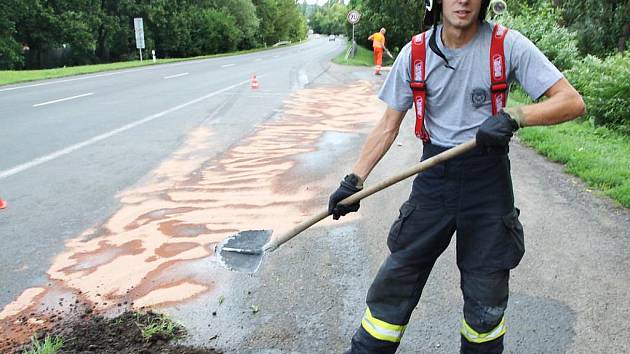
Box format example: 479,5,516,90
490,24,509,115
410,24,510,141
410,33,429,142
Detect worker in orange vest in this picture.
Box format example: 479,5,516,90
368,28,387,75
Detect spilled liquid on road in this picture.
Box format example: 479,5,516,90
0,81,384,350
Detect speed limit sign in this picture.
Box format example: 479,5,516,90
347,10,361,24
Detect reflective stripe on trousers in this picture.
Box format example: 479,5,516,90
361,307,406,343
461,317,506,343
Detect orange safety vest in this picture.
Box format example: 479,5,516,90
409,24,509,142
371,32,385,48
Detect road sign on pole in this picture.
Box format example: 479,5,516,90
347,10,361,25
134,17,145,61
347,10,361,59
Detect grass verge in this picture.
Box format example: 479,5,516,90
0,42,303,86
509,90,630,208
22,335,63,354
332,44,394,67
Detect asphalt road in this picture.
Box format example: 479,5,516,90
2,35,630,354
0,37,345,309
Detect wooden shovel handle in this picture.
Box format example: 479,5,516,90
264,139,477,252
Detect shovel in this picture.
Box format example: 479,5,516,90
216,139,477,273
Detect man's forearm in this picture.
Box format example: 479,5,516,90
352,108,406,181
506,78,586,127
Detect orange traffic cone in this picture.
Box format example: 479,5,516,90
0,198,6,209
250,74,259,89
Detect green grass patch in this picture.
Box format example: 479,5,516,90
332,44,394,67
509,90,630,207
518,122,630,207
135,312,186,342
22,335,63,354
0,43,302,86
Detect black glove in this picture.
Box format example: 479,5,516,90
476,111,520,148
328,174,363,220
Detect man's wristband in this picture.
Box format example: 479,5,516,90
502,106,527,128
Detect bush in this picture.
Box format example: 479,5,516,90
565,53,630,133
498,2,579,71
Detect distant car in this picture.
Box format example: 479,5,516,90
328,34,336,41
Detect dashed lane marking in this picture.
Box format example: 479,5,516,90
163,72,189,79
32,93,94,107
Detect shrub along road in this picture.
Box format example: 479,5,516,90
1,38,629,353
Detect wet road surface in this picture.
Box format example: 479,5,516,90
1,38,630,353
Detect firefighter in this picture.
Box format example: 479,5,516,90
368,28,387,75
329,0,585,353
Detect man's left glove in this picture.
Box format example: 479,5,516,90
476,110,520,148
328,173,363,220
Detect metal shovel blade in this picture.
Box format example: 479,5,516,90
216,229,272,273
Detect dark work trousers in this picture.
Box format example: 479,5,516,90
346,143,525,354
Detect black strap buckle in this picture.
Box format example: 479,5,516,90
491,82,508,92
409,80,426,91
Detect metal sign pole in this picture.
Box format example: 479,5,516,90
134,17,145,62
347,10,361,59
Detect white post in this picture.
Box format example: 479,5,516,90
352,23,355,44
152,49,156,63
139,48,143,62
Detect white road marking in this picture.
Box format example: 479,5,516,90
273,55,280,58
254,58,262,62
221,64,236,68
0,78,254,180
163,72,189,79
32,92,94,107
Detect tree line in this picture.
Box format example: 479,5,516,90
309,0,628,58
0,0,308,70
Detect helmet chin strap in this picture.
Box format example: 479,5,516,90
429,25,455,70
424,1,455,70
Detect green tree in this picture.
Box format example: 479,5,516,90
253,0,280,46
12,0,64,68
499,2,579,71
309,1,347,35
0,0,23,69
349,0,424,53
0,0,308,69
256,0,306,43
560,0,630,56
210,0,260,49
189,8,242,55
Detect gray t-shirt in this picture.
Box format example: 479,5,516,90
378,22,563,147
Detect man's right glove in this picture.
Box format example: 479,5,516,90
328,173,363,220
476,110,520,148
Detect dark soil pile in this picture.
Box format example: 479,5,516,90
17,311,221,354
